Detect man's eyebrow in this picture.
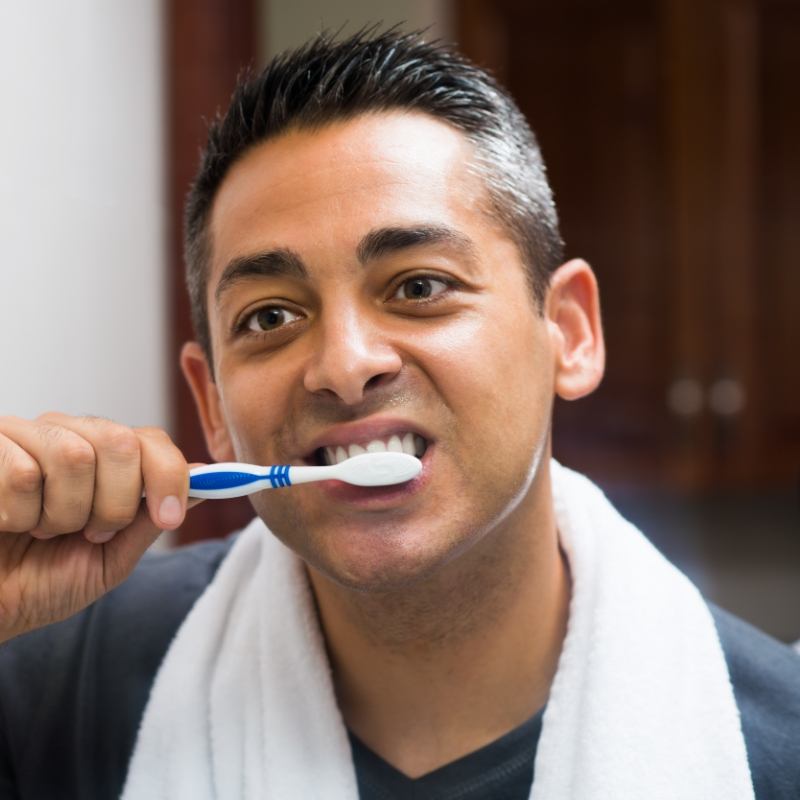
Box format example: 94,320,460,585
215,226,476,305
214,249,308,305
356,225,478,265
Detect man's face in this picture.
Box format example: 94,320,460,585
198,112,558,590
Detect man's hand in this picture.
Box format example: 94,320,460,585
0,413,199,643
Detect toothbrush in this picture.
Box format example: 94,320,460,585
187,451,423,500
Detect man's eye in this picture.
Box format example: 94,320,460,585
392,276,449,301
243,306,302,332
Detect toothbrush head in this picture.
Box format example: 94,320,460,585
333,451,422,486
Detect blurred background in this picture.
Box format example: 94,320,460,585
1,1,798,641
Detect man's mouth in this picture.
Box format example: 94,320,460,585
313,433,428,466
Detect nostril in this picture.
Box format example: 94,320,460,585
364,373,390,392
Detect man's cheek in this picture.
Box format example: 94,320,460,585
249,490,304,541
219,397,277,462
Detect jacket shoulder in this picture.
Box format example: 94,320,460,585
709,602,800,799
0,534,236,799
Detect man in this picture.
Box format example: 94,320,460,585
0,29,798,799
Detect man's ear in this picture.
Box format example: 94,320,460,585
180,341,236,461
546,259,605,401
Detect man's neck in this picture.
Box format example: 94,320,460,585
306,466,571,778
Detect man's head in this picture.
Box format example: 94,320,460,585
181,30,604,593
185,28,564,364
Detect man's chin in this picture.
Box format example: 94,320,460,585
301,526,467,595
255,491,484,594
305,558,446,596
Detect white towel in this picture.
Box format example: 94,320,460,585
122,460,754,799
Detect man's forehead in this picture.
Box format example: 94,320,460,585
214,111,473,200
205,112,484,280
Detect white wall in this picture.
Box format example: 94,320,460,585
0,2,167,430
263,0,452,58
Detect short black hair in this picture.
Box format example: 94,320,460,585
185,27,564,362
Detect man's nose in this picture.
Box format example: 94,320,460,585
302,308,403,405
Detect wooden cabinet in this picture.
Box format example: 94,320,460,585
457,0,800,491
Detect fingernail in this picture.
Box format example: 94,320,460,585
85,529,117,544
158,495,183,528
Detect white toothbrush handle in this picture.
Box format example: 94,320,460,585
188,462,346,499
285,465,342,486
187,454,420,499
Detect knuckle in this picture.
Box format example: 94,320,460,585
38,421,67,446
136,426,172,445
55,437,96,471
138,428,185,471
81,414,111,425
100,426,140,460
36,411,64,426
8,462,42,495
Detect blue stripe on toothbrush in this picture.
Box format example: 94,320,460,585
267,465,292,488
190,471,264,492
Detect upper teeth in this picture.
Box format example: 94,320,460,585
323,433,425,466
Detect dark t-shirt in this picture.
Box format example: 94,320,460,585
0,535,799,799
351,707,543,800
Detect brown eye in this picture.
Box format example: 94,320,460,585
245,306,301,332
394,276,448,301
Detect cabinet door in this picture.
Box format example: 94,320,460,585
751,0,800,486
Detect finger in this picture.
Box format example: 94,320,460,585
186,463,207,511
135,427,191,532
0,415,96,538
0,430,43,533
88,503,162,586
100,493,203,586
48,415,143,543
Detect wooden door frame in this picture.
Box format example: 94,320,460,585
166,0,258,544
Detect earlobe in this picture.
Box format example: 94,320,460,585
180,341,235,461
547,259,606,401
